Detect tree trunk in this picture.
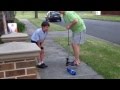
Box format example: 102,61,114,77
2,11,8,34
0,11,15,35
35,11,38,18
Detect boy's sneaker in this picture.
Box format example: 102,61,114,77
36,63,48,68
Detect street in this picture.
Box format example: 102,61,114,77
53,19,120,44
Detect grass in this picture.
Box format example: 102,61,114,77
16,11,35,19
16,11,120,32
29,18,65,31
16,11,66,31
16,11,120,22
77,11,120,22
54,37,120,79
16,11,47,19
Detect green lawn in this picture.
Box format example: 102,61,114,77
16,11,35,19
29,18,65,31
54,37,120,79
16,11,120,22
16,11,47,19
16,11,65,31
77,11,120,22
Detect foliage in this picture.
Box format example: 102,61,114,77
15,19,26,32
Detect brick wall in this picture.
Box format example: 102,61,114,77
0,57,39,79
101,11,120,15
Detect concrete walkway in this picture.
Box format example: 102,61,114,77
20,19,104,79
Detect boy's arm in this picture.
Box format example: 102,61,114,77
37,40,44,49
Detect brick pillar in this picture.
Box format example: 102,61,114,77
0,57,38,79
0,32,29,43
0,42,41,79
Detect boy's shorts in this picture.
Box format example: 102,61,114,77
31,40,44,50
71,30,86,45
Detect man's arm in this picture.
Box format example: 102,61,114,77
66,19,78,30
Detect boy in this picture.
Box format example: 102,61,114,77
31,21,50,68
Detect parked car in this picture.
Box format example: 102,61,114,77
45,11,61,22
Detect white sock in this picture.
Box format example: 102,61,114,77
38,61,44,65
38,62,42,65
41,61,44,64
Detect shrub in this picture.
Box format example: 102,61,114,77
15,18,26,32
0,36,3,44
17,21,26,32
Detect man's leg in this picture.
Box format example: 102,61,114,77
72,43,80,65
71,30,86,66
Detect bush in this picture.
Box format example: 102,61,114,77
15,18,26,32
0,36,3,44
17,21,26,32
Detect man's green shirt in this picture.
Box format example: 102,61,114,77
63,11,86,33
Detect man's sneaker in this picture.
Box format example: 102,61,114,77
68,61,77,66
36,63,48,68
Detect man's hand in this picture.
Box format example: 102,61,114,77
66,25,71,30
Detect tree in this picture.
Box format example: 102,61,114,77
0,11,15,35
35,11,38,18
2,11,7,34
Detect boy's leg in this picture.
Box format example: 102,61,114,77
37,47,48,68
31,40,47,67
31,40,42,65
39,48,45,64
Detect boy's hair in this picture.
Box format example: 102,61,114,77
41,21,50,27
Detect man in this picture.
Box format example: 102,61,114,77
31,21,50,68
59,11,86,66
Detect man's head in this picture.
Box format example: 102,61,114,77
41,21,50,32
